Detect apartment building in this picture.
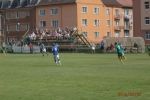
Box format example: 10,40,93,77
133,0,150,44
36,0,133,43
0,0,133,44
102,0,133,38
36,0,104,43
0,0,40,44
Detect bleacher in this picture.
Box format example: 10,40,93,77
3,27,93,53
22,27,93,52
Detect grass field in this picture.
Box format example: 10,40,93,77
0,53,150,100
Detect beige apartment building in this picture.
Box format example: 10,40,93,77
36,0,105,43
36,0,133,43
133,0,150,44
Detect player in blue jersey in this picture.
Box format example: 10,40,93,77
52,43,61,65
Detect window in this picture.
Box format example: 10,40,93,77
94,32,100,38
125,21,130,29
115,9,119,16
8,1,11,8
106,8,110,15
82,6,88,13
17,0,20,6
50,8,58,15
26,12,30,16
107,32,110,37
82,19,88,26
115,32,120,37
82,32,88,37
26,24,29,30
145,17,150,25
16,24,20,31
94,19,100,26
6,12,11,19
145,1,150,9
16,11,19,18
7,25,10,31
94,7,99,14
51,20,59,28
39,9,45,16
124,9,129,15
124,31,129,37
107,20,110,26
40,21,46,27
27,0,30,5
115,20,120,26
145,32,150,40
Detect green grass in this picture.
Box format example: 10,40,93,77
0,53,150,100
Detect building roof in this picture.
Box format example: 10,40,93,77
0,1,2,8
117,0,133,7
38,0,76,6
1,0,12,8
101,0,121,7
0,0,132,8
0,0,40,8
102,0,133,8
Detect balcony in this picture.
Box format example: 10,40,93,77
114,14,121,20
124,25,132,31
114,26,121,31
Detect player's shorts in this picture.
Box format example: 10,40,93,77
117,52,123,57
122,52,125,56
2,47,5,50
43,48,46,52
56,54,59,59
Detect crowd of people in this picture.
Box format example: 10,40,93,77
27,27,77,41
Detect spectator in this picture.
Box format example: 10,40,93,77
100,40,104,51
30,32,36,40
2,42,6,55
29,43,33,54
91,43,96,54
133,42,138,53
134,43,138,48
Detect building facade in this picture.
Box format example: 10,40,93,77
36,0,105,43
102,0,133,38
0,0,133,45
3,8,36,42
36,0,133,43
133,0,150,44
0,0,40,44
